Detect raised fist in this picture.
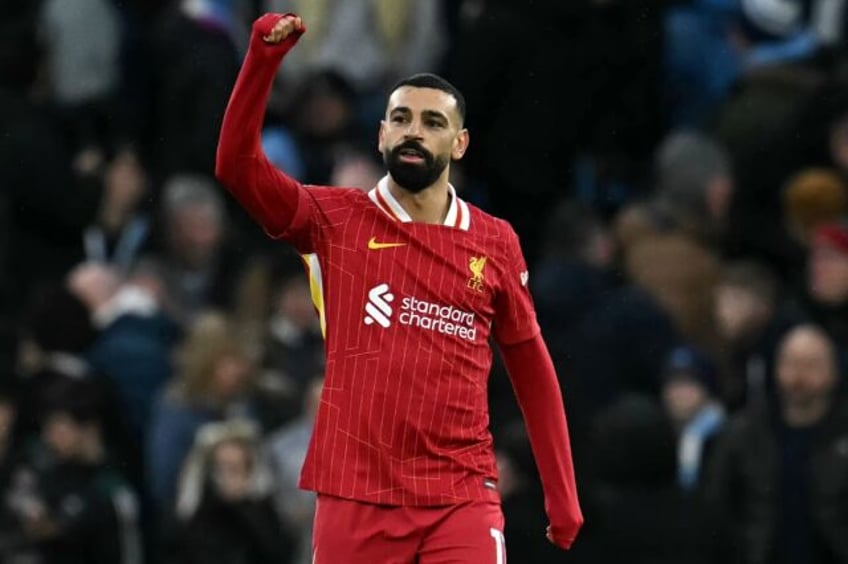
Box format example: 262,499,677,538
253,13,304,45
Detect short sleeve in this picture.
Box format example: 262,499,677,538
493,227,541,345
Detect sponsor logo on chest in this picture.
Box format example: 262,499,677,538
364,282,479,342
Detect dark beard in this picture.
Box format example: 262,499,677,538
384,141,449,193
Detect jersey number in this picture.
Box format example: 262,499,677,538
490,528,506,564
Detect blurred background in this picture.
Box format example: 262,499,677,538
2,0,848,562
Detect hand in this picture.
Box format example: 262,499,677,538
546,525,558,546
257,14,304,45
546,521,582,550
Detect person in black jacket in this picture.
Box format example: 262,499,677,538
704,323,848,564
1,377,142,564
569,393,726,564
167,419,293,564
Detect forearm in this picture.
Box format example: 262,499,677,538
500,334,583,548
215,14,304,237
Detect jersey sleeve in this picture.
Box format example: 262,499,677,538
215,13,329,254
493,226,541,345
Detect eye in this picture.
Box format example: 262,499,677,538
426,119,445,129
391,115,407,124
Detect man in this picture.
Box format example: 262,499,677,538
704,324,848,564
659,344,726,493
3,378,142,564
614,129,732,351
215,12,582,562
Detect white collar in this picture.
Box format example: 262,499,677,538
368,176,471,231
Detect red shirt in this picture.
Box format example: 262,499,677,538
271,176,539,504
217,18,581,544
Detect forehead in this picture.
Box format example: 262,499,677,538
781,329,832,358
387,86,460,122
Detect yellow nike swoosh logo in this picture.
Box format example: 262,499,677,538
368,237,407,250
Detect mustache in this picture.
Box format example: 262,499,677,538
391,141,434,163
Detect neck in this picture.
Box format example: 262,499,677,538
387,175,451,225
783,397,831,427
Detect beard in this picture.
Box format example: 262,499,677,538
383,141,449,193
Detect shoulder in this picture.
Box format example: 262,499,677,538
302,185,375,212
304,184,372,202
465,202,520,244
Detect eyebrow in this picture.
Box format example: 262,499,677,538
390,106,451,125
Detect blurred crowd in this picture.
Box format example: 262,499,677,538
2,0,848,562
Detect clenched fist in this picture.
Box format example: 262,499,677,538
252,13,304,45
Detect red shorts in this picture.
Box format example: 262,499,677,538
312,494,507,564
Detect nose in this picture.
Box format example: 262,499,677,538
404,118,424,139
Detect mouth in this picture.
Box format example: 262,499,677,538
397,147,427,164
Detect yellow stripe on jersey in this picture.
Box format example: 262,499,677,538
301,253,327,338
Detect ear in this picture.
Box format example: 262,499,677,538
378,120,387,153
452,129,469,161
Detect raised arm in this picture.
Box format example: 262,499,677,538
215,14,306,238
500,334,583,549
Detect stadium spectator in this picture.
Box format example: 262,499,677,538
660,344,727,493
713,260,805,408
258,273,324,418
704,324,848,564
570,393,725,564
783,168,848,248
13,279,128,462
147,311,258,512
147,0,244,181
530,201,680,462
168,419,293,564
82,147,154,274
38,0,125,169
265,376,323,564
263,0,446,130
1,377,142,564
83,260,179,448
614,128,733,351
0,9,101,337
144,173,248,328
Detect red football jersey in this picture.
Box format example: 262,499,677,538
275,176,539,505
217,15,582,543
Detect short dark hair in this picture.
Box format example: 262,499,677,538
390,73,466,125
719,260,780,305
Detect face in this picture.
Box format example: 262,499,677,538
707,176,733,221
212,354,251,400
809,244,848,305
379,86,468,193
776,328,837,408
170,204,222,268
105,149,148,213
43,413,87,460
662,378,709,425
212,440,252,501
715,284,771,342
